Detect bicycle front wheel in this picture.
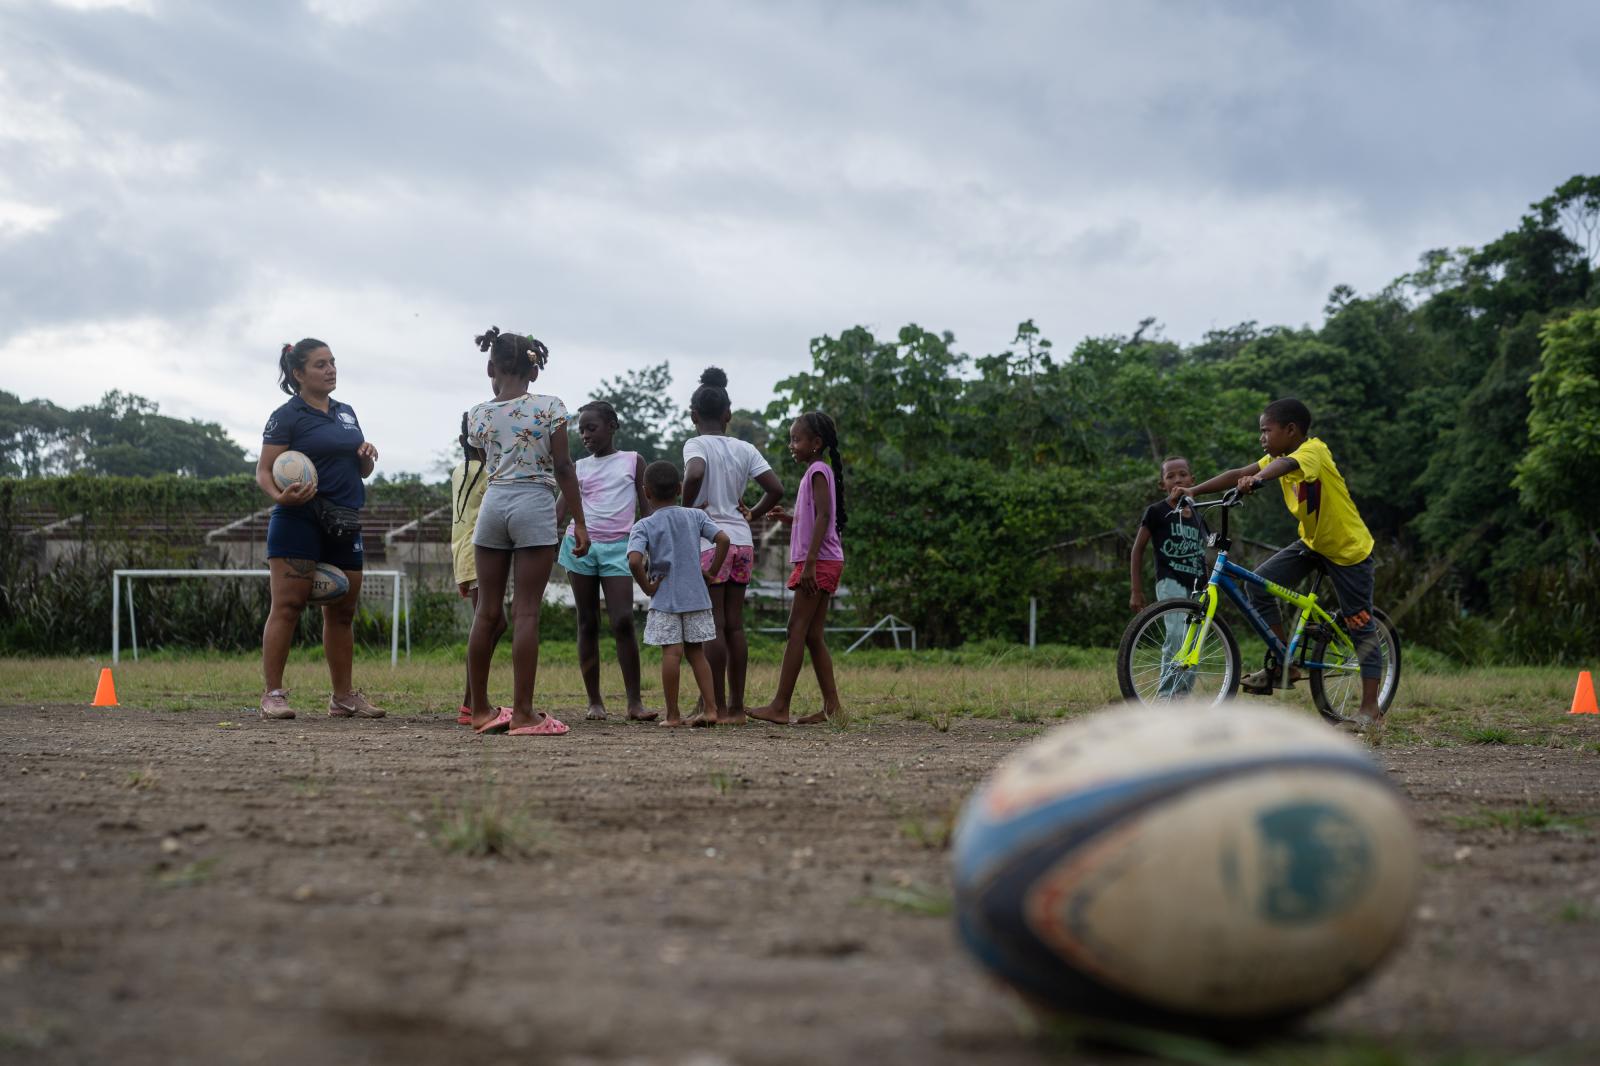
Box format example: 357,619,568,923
1308,607,1402,725
1116,599,1241,707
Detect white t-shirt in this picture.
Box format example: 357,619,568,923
682,435,771,549
566,450,639,543
466,393,570,487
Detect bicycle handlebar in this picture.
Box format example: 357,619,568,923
1181,487,1244,511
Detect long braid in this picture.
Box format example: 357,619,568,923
455,411,484,522
803,411,846,538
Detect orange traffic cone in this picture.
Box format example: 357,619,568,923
1570,671,1597,715
91,667,118,708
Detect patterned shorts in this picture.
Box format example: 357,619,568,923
643,608,717,647
700,544,755,586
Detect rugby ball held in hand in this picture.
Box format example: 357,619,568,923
271,450,318,492
309,564,349,604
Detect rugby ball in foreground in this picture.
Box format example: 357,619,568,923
308,563,349,604
271,449,318,492
952,705,1419,1030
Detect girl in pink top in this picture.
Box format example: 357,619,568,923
556,401,652,721
751,412,846,726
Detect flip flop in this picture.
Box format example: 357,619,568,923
473,707,514,735
508,712,569,737
456,704,472,726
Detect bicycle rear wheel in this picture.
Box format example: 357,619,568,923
1117,599,1241,707
1307,607,1402,725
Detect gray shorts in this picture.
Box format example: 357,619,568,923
644,608,717,647
474,482,559,550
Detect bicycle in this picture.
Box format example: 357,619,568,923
1115,489,1401,724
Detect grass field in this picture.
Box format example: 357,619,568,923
0,644,1589,750
4,647,1599,1064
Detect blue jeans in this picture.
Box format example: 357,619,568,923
1156,577,1197,698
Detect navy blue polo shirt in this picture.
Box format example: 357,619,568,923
262,395,367,509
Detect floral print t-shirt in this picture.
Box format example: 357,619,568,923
467,393,570,488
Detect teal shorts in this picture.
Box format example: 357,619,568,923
559,535,632,578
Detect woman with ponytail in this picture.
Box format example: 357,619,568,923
750,411,846,726
681,367,784,724
462,326,589,736
255,338,385,721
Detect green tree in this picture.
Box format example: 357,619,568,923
1516,307,1600,531
585,362,678,463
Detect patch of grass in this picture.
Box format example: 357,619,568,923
124,767,160,790
897,809,956,850
155,858,218,888
1451,803,1592,834
708,770,744,795
1011,705,1043,723
859,883,952,917
1555,900,1599,924
930,706,953,733
1459,725,1512,744
432,791,548,859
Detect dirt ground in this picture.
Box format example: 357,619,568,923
3,704,1598,1065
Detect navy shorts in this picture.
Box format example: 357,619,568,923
266,505,365,571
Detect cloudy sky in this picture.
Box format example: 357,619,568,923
2,0,1597,474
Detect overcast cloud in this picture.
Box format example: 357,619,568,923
2,0,1596,473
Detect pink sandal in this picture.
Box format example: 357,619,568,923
473,707,514,735
508,712,569,737
456,704,472,726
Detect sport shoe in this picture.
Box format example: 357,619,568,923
260,689,295,720
329,690,386,719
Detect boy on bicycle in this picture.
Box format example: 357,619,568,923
1189,398,1384,728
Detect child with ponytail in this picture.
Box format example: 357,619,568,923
449,412,497,724
464,326,589,736
750,412,846,726
681,367,784,724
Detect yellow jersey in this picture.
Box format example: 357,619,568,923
1258,437,1373,566
450,459,489,585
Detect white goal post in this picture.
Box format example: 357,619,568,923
111,569,410,666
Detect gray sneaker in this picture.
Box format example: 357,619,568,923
329,690,386,719
260,689,295,720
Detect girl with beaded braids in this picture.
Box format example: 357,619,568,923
750,411,847,726
463,326,589,736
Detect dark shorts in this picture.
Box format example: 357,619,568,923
266,505,365,571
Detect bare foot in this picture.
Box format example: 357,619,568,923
793,701,844,726
627,704,659,722
748,705,791,725
585,704,608,721
659,717,688,729
686,713,719,728
720,710,748,726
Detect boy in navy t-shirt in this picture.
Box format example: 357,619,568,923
1128,456,1208,698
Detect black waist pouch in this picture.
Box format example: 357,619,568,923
309,496,361,546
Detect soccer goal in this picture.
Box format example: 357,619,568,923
111,569,410,666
